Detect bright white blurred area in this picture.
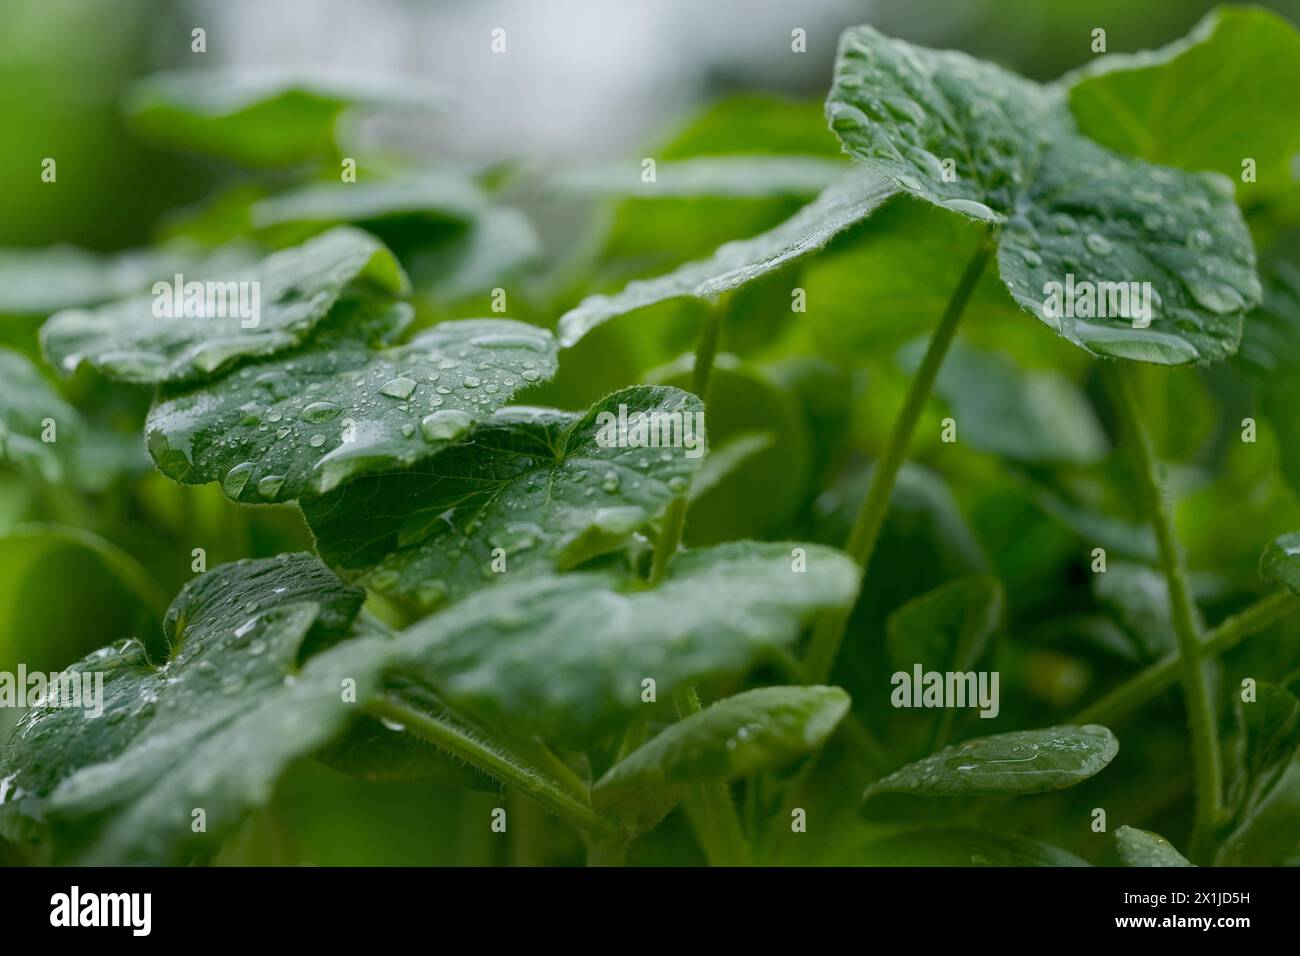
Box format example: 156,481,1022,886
173,0,872,164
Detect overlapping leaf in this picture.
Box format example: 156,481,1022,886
552,156,846,199
303,386,701,608
387,541,860,745
1260,531,1300,596
0,554,379,862
147,305,557,503
862,725,1118,807
42,227,409,386
898,339,1109,464
594,686,849,808
557,168,896,346
0,349,82,484
125,70,444,167
1217,683,1300,866
1067,8,1300,204
1114,825,1193,867
827,25,1260,365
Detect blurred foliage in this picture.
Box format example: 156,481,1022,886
1,1,1299,867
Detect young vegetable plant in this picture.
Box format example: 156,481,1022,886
1,6,1299,868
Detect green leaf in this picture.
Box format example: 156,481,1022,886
1216,683,1300,866
898,339,1109,464
0,242,255,316
0,553,377,862
856,827,1090,866
862,725,1118,805
1239,261,1300,496
827,24,1261,365
388,541,860,745
1094,559,1175,659
557,168,896,346
1114,825,1193,867
251,174,484,232
303,385,701,609
1260,531,1300,597
146,306,558,503
125,70,443,168
593,685,849,808
658,95,845,159
553,156,846,199
0,348,82,483
42,227,409,386
887,576,1003,676
1068,8,1300,204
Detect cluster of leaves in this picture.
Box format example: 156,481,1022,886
1,7,1299,866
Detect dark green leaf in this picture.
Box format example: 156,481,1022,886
0,349,81,484
1068,8,1300,204
1260,531,1300,597
0,554,378,862
388,541,860,745
827,24,1260,365
862,724,1118,804
594,685,849,805
1217,683,1300,866
304,385,701,609
1114,825,1193,867
899,339,1108,464
855,826,1090,866
887,575,1003,675
146,307,557,502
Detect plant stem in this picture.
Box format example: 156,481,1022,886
649,302,727,585
804,237,993,684
1072,588,1297,725
1104,364,1222,859
673,685,751,866
366,695,618,839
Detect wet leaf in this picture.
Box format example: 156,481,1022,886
303,386,701,609
42,227,409,386
146,304,557,502
1114,825,1193,866
388,541,860,745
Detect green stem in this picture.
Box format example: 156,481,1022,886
366,695,618,839
673,686,751,866
1072,589,1297,725
649,302,726,586
804,237,993,684
1105,364,1222,860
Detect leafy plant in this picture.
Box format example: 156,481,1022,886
2,6,1299,868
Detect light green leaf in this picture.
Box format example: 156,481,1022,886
303,385,701,610
42,227,409,386
827,24,1260,365
862,724,1118,804
553,155,847,198
887,575,1003,676
557,168,896,346
594,685,849,808
1114,825,1193,867
0,242,255,316
1216,683,1300,866
251,174,484,232
899,339,1109,464
1067,8,1300,204
388,541,860,745
856,827,1090,866
146,305,557,503
125,69,444,167
0,348,81,484
413,206,540,303
1260,531,1300,597
0,553,375,862
658,95,845,159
